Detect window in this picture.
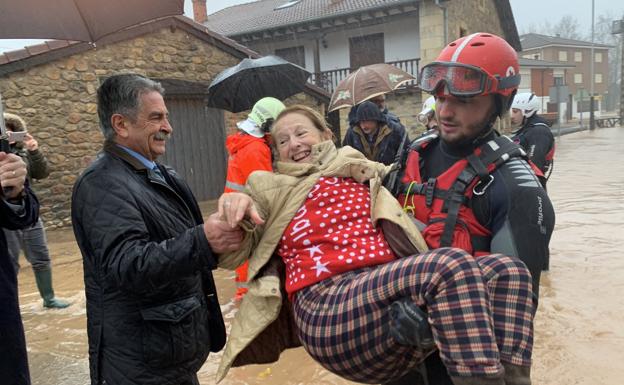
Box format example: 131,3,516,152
595,73,603,83
574,73,583,84
558,51,568,61
595,52,603,63
349,33,384,69
275,46,305,68
574,51,582,62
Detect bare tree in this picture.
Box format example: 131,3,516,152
521,15,583,39
593,12,623,110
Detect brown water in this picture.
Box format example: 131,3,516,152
18,126,624,384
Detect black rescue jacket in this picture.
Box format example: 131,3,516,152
71,143,224,385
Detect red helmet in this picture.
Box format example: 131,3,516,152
420,33,520,98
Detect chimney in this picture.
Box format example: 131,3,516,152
192,0,207,24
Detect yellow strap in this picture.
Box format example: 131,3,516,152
402,181,417,215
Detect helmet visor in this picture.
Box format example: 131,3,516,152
419,62,492,97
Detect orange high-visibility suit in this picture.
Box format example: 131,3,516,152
224,132,272,300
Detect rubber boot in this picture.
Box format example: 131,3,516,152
450,374,505,385
503,363,531,385
34,268,70,309
383,367,426,385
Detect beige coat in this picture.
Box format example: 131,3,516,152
216,141,428,382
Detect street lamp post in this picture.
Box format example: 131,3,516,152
613,18,624,123
589,0,596,130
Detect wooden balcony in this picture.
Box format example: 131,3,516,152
310,58,420,94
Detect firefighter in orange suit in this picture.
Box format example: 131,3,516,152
224,97,286,300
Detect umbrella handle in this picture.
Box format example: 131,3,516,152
384,131,409,196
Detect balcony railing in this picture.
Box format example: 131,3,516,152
310,58,420,94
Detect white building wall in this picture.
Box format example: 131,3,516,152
320,17,420,70
518,68,532,93
248,17,421,74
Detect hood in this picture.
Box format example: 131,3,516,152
3,112,27,131
226,132,267,155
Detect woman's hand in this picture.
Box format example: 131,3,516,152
218,192,264,229
0,152,27,199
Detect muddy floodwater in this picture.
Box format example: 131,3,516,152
17,126,624,384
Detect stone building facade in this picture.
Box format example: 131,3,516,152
0,17,328,229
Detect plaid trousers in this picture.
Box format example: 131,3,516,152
292,247,535,383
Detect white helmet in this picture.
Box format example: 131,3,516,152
511,92,540,118
420,96,436,116
417,96,436,124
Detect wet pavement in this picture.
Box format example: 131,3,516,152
17,126,624,384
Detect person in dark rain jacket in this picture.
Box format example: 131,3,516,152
509,92,555,188
0,142,40,385
71,74,243,385
343,100,408,165
2,112,70,309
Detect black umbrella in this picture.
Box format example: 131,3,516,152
207,55,311,113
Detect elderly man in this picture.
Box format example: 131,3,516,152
71,74,242,385
1,138,40,385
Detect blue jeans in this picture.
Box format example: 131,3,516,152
3,217,51,273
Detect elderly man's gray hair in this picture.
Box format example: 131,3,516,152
97,74,165,141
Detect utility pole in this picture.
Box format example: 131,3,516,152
589,0,596,130
613,18,624,123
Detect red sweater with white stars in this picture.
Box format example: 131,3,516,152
277,177,397,296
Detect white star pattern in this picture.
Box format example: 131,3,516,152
306,245,323,258
276,177,396,292
311,259,331,277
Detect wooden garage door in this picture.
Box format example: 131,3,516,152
160,96,227,201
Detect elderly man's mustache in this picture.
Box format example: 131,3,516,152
154,131,171,140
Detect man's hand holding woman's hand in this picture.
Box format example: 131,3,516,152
218,192,264,229
202,193,264,254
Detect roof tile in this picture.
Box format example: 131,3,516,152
520,33,613,50
206,0,414,36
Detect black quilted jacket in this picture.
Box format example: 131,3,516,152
71,142,222,385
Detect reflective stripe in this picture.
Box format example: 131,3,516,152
451,33,479,62
235,282,249,289
225,180,245,192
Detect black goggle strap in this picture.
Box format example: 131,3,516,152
496,73,521,91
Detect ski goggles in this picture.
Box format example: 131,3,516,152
419,62,520,97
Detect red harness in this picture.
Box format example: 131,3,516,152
397,134,529,255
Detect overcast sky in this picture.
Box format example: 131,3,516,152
1,0,623,53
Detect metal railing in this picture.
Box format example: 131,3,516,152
310,58,420,94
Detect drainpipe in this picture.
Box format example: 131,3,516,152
435,0,449,44
314,37,322,87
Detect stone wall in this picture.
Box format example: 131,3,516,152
447,0,506,42
0,28,322,229
418,0,507,68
